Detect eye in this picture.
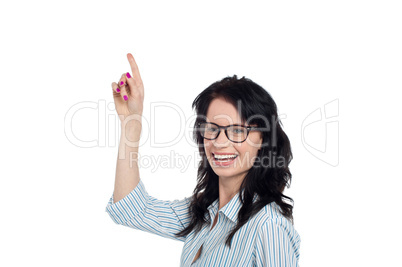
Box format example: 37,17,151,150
206,127,218,132
230,127,245,134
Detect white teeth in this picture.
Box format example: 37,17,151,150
213,154,238,160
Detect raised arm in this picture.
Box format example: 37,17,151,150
106,179,192,242
111,53,144,203
106,54,192,242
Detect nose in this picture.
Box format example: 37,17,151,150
212,129,230,147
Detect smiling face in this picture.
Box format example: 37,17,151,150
203,97,263,184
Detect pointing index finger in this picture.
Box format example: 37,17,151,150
127,53,143,84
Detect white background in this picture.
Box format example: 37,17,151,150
1,0,401,266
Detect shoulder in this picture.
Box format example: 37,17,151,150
252,201,288,225
253,202,300,245
252,202,301,265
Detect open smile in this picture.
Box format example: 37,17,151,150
211,152,239,166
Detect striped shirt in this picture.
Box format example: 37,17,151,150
105,179,301,266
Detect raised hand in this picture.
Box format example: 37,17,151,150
111,53,145,122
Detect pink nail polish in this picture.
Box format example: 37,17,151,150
120,81,124,85
124,95,128,101
126,72,131,79
116,88,121,92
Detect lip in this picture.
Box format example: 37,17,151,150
211,152,238,167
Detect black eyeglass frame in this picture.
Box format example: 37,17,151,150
196,122,260,143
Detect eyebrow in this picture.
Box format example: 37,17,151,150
205,122,254,127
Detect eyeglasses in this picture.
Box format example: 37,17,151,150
196,122,259,143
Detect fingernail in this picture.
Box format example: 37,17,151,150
120,81,124,86
126,72,131,79
124,95,128,101
116,88,121,92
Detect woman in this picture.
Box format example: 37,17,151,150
106,53,301,266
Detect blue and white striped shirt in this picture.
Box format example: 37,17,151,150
105,179,301,266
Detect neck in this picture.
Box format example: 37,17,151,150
217,173,245,210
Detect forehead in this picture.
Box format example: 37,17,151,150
206,98,243,125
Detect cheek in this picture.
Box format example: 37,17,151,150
203,140,212,153
234,143,251,158
247,133,263,150
236,143,260,162
203,139,209,148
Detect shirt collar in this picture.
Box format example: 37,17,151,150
207,189,259,224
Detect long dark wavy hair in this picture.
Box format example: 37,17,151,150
174,75,294,249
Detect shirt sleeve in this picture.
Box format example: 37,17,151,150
105,178,192,242
254,219,301,267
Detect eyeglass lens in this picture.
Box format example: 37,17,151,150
199,122,248,142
